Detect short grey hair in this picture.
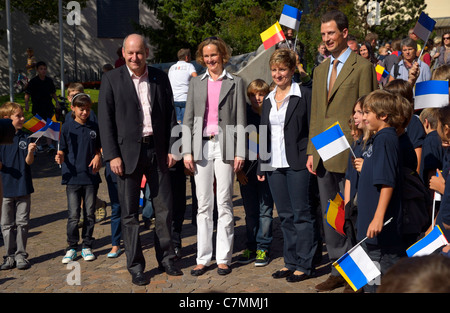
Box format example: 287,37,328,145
401,37,417,51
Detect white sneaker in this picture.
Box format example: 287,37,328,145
81,248,95,261
62,249,77,264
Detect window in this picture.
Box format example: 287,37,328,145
97,0,139,38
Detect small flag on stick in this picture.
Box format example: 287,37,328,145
375,64,389,82
406,225,448,257
333,218,393,291
260,21,285,50
279,4,302,31
325,192,346,236
413,12,436,42
28,118,61,142
23,114,46,133
414,80,449,110
333,244,381,292
311,122,353,162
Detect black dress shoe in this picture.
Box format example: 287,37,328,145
286,273,312,283
131,271,148,286
159,263,183,276
174,246,182,260
272,269,293,279
191,265,208,276
217,265,232,276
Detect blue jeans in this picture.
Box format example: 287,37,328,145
105,163,121,247
239,162,274,251
267,168,318,274
66,184,98,250
174,101,186,123
142,182,154,221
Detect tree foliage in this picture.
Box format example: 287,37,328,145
138,0,298,63
364,0,427,43
138,0,429,70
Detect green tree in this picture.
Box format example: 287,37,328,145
138,0,299,62
138,0,220,62
360,0,427,43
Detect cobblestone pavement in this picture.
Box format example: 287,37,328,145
0,151,344,297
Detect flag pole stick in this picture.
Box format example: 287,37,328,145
417,32,430,63
432,197,436,228
348,217,393,253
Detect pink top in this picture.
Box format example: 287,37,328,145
203,80,222,136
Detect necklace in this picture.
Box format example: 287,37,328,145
275,89,290,103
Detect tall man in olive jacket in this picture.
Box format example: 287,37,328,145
306,10,378,292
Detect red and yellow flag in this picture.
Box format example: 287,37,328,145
23,114,46,133
260,21,285,50
325,192,346,236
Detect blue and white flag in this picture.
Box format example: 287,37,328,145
333,244,381,292
407,225,448,257
311,122,351,162
414,80,449,110
279,4,302,31
413,12,436,42
28,118,61,142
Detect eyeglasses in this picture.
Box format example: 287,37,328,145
444,37,450,40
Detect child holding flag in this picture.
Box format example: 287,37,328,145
0,102,37,270
357,90,406,292
344,96,368,248
55,93,102,263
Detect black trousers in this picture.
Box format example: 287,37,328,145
117,139,174,275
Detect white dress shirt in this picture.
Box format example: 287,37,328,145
127,66,153,136
267,81,302,168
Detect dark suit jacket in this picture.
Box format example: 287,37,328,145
98,65,177,175
258,84,312,174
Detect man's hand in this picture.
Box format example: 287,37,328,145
110,157,124,176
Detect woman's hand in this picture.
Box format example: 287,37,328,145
183,154,195,173
234,156,244,173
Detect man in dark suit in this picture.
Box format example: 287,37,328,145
98,34,182,286
306,10,378,292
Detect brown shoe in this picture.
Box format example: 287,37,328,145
315,275,346,292
343,282,363,293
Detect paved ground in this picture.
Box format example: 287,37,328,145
0,151,345,297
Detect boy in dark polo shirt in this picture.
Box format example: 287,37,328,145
419,108,444,193
0,102,37,270
24,61,59,152
55,93,101,263
358,90,406,292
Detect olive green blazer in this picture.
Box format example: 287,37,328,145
307,51,378,173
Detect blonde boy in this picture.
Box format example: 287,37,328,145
0,102,36,270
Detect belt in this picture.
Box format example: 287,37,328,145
202,134,217,141
141,135,154,144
